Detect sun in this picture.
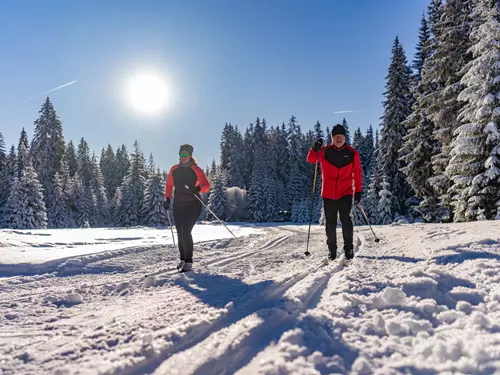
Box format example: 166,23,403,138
128,73,169,114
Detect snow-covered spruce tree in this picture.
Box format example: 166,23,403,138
422,0,475,220
377,178,394,225
400,11,440,222
16,128,29,178
287,116,308,210
100,144,118,199
227,125,245,188
115,145,131,189
0,133,9,225
66,141,78,178
142,170,169,226
5,163,48,229
47,172,71,228
325,126,332,146
365,130,382,223
447,0,500,221
378,36,413,216
270,124,290,210
30,97,65,219
241,124,254,189
91,155,109,226
119,141,147,227
342,118,351,145
207,168,228,221
248,118,269,222
361,125,375,187
77,138,94,186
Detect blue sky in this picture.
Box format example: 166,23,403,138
0,0,429,170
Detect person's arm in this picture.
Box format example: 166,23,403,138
307,139,325,164
192,165,211,193
165,166,176,198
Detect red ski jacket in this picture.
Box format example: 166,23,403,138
307,144,362,200
165,162,210,203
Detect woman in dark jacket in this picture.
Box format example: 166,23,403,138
164,144,210,272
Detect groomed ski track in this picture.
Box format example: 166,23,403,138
1,221,500,375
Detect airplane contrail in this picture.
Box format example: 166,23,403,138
334,109,365,114
15,80,78,105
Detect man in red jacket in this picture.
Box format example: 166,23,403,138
307,124,362,261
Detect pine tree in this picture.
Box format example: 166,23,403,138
422,0,475,220
248,118,269,222
271,124,290,210
142,170,169,226
5,163,48,229
342,118,351,144
0,133,9,225
242,124,254,189
413,14,433,81
325,126,332,146
100,144,118,199
227,125,245,188
76,138,94,186
119,141,147,226
448,0,500,221
66,141,78,178
377,178,394,225
115,145,131,190
428,0,444,40
287,116,307,210
207,169,228,221
220,123,233,171
30,97,65,218
400,9,440,222
91,155,109,226
47,172,71,228
378,36,413,216
366,130,382,222
360,125,375,187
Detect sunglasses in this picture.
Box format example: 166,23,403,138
179,153,190,158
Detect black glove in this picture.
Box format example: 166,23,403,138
354,192,362,203
312,138,323,152
163,198,170,211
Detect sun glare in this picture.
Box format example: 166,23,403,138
128,73,169,115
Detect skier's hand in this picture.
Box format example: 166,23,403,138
354,192,362,203
186,185,201,194
163,198,170,211
312,138,323,152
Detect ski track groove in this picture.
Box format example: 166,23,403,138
193,265,348,375
112,258,331,375
125,233,364,375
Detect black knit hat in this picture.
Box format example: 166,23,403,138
179,144,194,156
332,124,346,136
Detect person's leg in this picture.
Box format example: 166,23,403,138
338,195,354,259
182,201,202,265
173,203,186,263
323,198,339,259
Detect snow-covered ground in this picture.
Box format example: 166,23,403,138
1,220,500,375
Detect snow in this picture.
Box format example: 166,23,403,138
1,220,500,374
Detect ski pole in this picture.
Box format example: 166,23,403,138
305,158,319,256
166,210,176,247
357,203,380,243
185,185,237,238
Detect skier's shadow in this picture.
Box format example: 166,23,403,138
173,271,358,373
174,272,274,309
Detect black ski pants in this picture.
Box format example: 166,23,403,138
173,200,202,263
323,195,353,256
